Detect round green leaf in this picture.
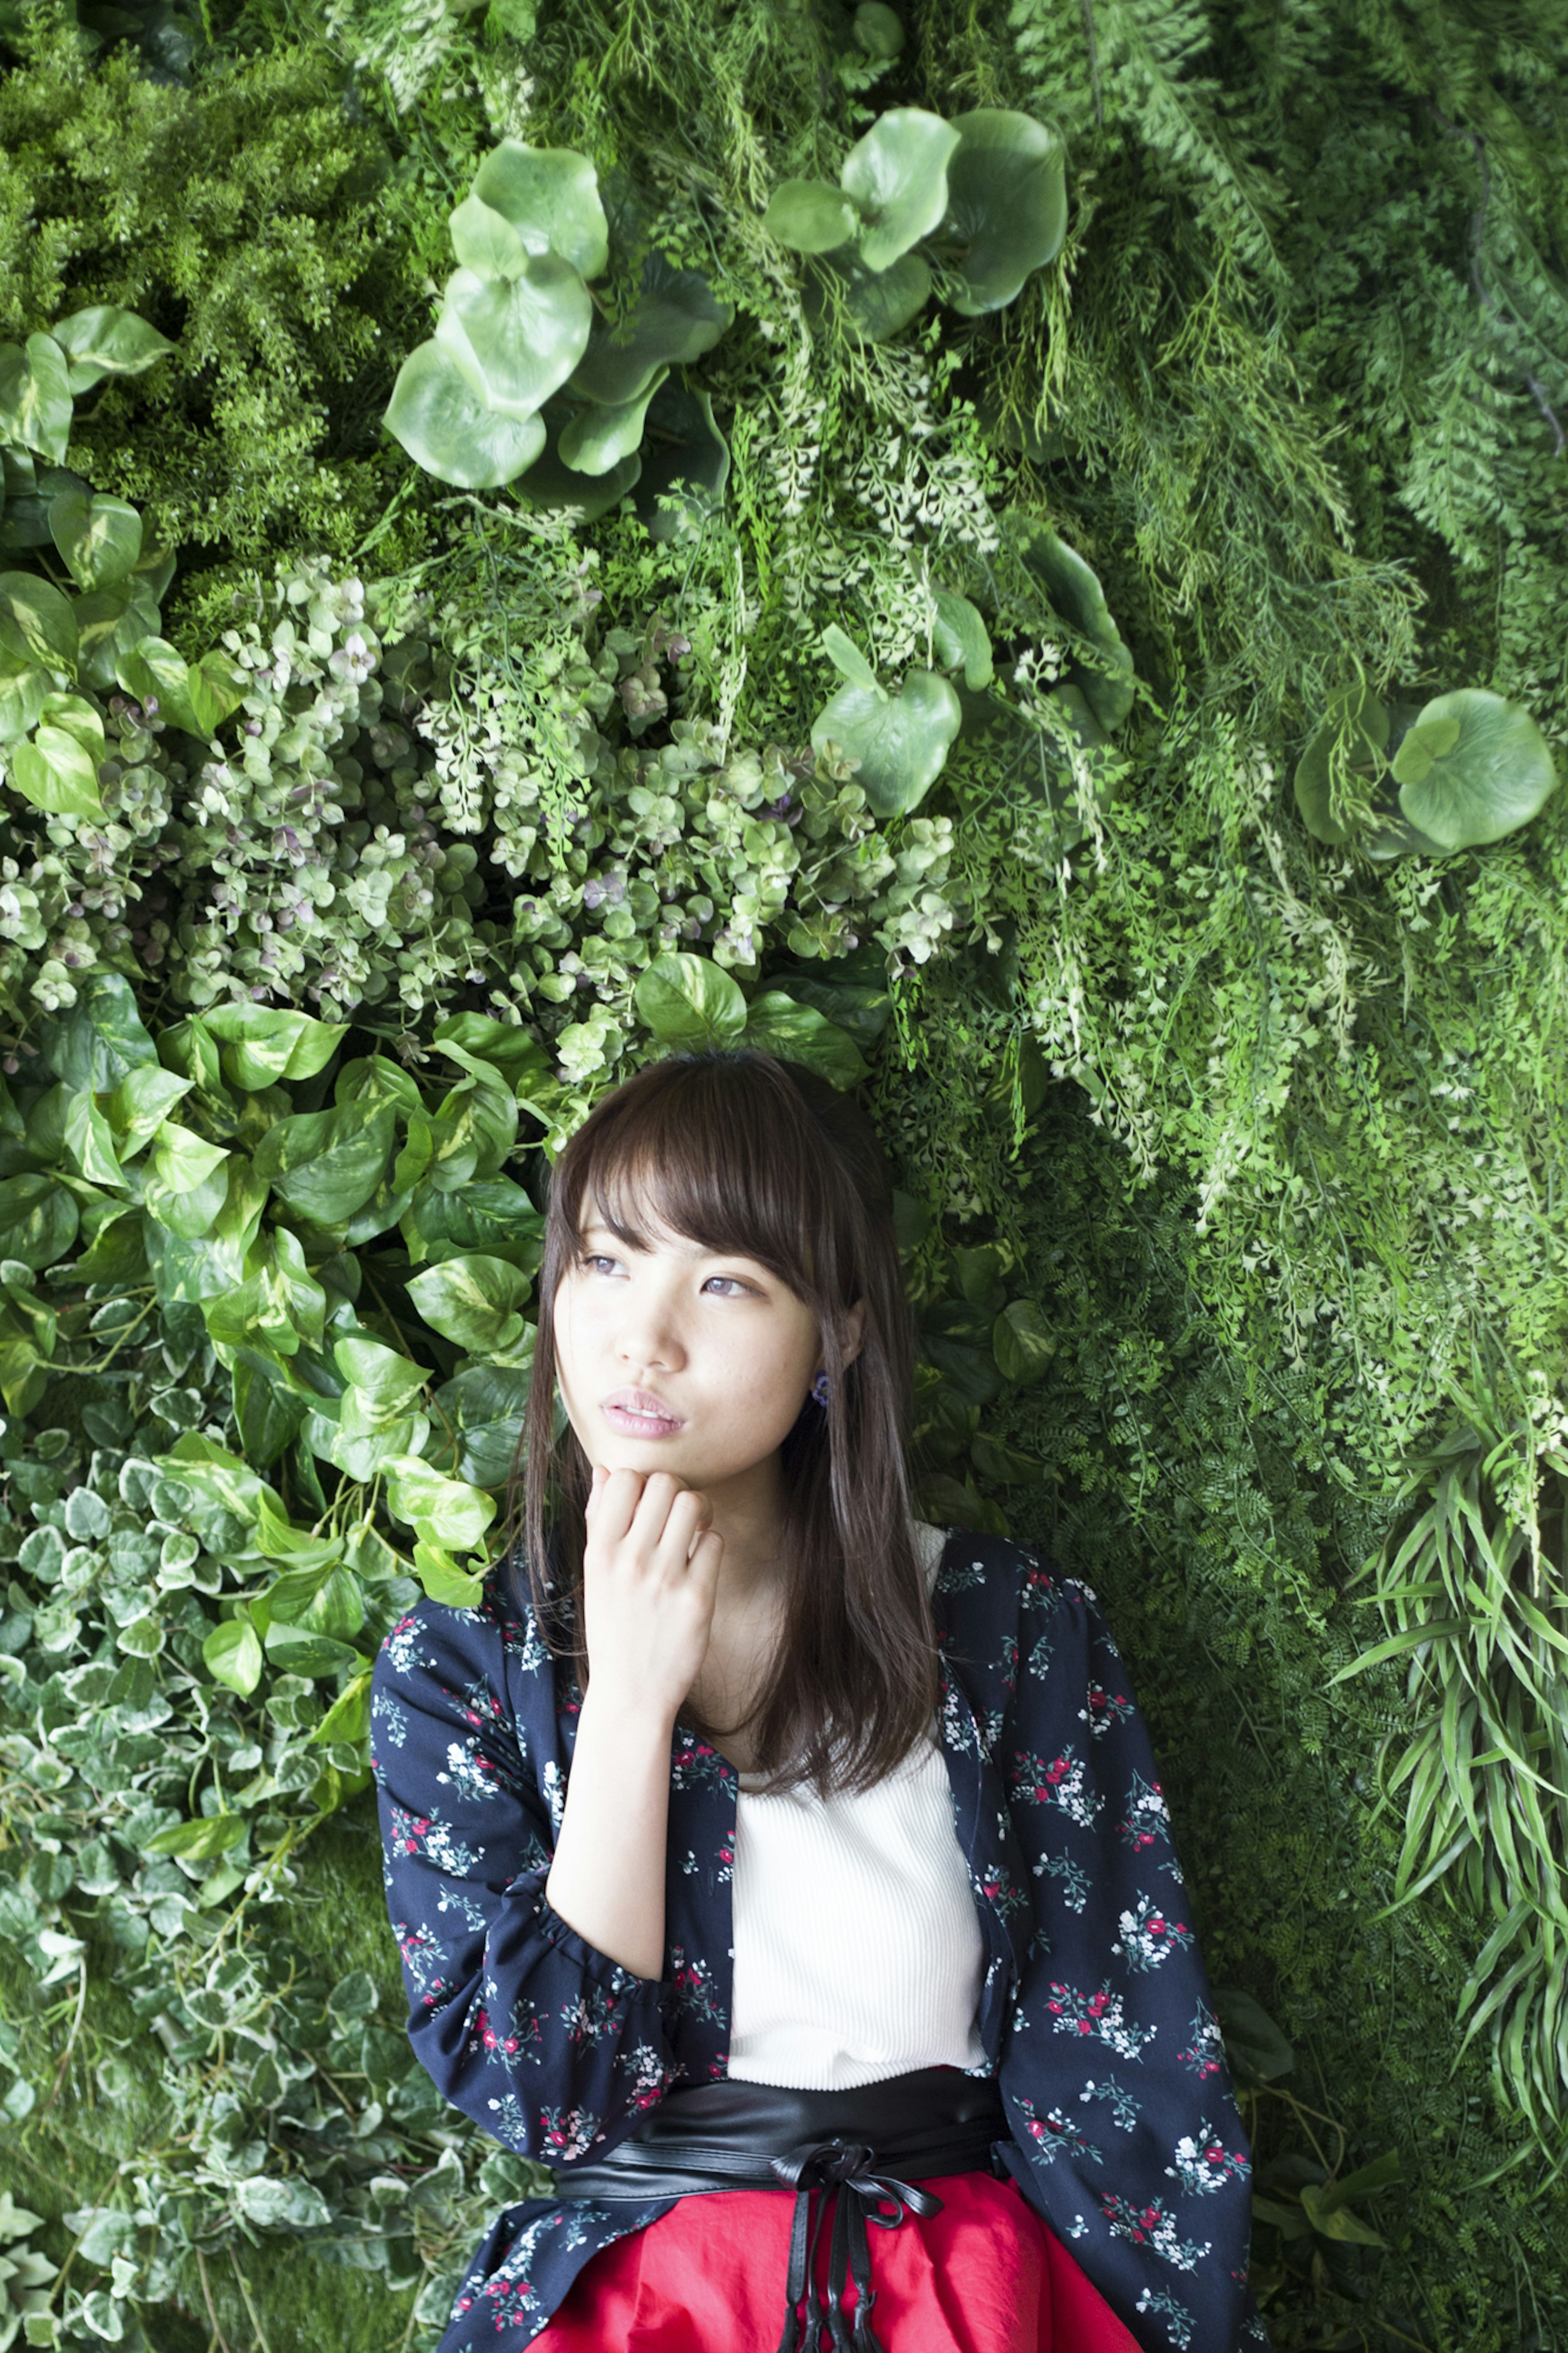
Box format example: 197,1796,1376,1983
633,383,731,543
557,367,667,476
429,1362,533,1488
49,305,176,393
470,141,610,282
47,488,143,591
384,338,548,490
200,1000,348,1088
569,252,733,408
435,257,592,422
0,336,73,466
75,581,161,695
763,179,861,255
806,250,933,343
515,400,643,519
1011,522,1134,729
39,970,156,1089
840,109,960,274
634,951,748,1047
0,570,78,676
448,193,530,281
810,667,962,818
853,2,905,57
1293,684,1391,845
1390,688,1559,852
940,111,1067,314
252,1099,396,1226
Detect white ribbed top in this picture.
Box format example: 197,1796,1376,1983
726,1524,987,2091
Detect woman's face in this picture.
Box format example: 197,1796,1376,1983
552,1207,855,1495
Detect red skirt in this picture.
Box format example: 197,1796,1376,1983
531,2173,1143,2351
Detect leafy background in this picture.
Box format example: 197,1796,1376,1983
2,0,1568,2348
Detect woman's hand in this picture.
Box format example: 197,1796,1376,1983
580,1465,725,1726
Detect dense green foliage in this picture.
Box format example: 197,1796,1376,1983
1,0,1567,2346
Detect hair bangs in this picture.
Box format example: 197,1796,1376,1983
558,1057,852,1310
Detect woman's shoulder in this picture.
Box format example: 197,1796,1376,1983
372,1554,558,1697
928,1523,1097,1615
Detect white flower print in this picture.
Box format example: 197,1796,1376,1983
1100,2191,1212,2272
1165,2121,1249,2197
1037,1979,1158,2061
1114,1895,1196,1974
1136,2283,1196,2348
437,1736,505,1804
1078,2076,1143,2130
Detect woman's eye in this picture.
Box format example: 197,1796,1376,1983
580,1253,621,1276
701,1275,751,1297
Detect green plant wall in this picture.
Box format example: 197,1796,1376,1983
0,0,1567,2347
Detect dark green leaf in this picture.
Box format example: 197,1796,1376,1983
252,1100,396,1226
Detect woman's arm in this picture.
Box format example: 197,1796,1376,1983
372,1586,688,2167
543,1465,722,1978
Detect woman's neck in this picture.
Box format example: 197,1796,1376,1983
699,1447,792,1610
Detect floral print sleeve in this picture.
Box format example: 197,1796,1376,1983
370,1588,680,2171
977,1551,1261,2352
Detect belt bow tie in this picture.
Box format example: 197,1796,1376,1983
769,2138,947,2353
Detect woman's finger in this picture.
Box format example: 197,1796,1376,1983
653,1486,711,1568
584,1463,609,1524
590,1467,646,1549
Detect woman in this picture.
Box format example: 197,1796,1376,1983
371,1052,1267,2353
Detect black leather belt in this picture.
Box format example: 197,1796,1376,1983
553,2064,1009,2352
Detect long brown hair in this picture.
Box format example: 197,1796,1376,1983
506,1050,939,1797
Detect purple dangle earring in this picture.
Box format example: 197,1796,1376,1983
810,1370,831,1410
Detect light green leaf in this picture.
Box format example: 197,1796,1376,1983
1012,522,1135,729
252,1099,395,1227
470,141,610,281
514,401,643,519
7,723,103,818
143,1811,247,1860
428,1361,533,1487
309,1668,374,1746
940,111,1067,314
992,1298,1056,1384
75,580,162,696
557,368,667,476
435,257,593,422
821,625,883,696
263,1621,364,1679
932,589,993,688
742,993,868,1088
157,1432,276,1522
385,1456,497,1553
334,1331,429,1413
384,337,548,490
106,1063,193,1150
811,667,962,817
430,1014,551,1094
200,1000,347,1089
405,1175,544,1269
412,1541,486,1610
1391,689,1559,852
47,488,143,591
0,1173,77,1270
840,109,960,273
1298,2183,1387,2247
49,305,176,393
40,970,157,1091
202,1615,264,1698
763,179,861,255
569,251,732,408
0,665,50,747
150,1120,229,1195
634,952,748,1047
447,193,530,281
0,336,73,466
62,1091,125,1188
0,569,78,676
406,1253,530,1355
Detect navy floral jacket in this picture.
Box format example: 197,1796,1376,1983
370,1529,1268,2353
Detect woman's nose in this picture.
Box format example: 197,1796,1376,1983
614,1294,685,1371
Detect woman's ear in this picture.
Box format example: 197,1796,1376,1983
842,1297,868,1367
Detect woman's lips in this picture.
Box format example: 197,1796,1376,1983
600,1388,686,1439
